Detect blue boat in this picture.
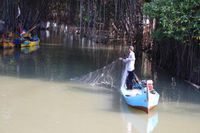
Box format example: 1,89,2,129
120,71,159,113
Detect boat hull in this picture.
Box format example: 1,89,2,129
121,87,159,113
0,42,15,49
21,40,40,47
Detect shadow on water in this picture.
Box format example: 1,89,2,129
154,69,200,105
133,53,200,105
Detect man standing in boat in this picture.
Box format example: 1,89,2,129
119,46,136,89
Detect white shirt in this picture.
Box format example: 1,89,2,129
123,51,136,71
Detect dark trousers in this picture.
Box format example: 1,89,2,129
126,70,135,89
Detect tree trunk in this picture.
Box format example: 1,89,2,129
135,0,143,57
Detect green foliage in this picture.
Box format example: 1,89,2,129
143,0,200,44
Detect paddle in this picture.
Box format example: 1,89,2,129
26,24,39,33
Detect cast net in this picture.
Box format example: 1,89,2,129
71,60,124,89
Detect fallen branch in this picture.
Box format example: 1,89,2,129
185,80,200,89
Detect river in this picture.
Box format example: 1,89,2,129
0,32,200,133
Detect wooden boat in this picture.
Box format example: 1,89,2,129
0,41,15,49
120,71,159,113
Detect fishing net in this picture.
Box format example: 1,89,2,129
71,60,124,89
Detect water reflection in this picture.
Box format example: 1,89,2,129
171,77,176,87
0,38,125,81
0,45,41,76
121,103,158,133
0,49,20,76
21,46,40,54
0,49,15,57
39,30,50,41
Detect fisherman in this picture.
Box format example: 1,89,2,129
119,46,136,89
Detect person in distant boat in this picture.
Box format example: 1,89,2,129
119,46,136,89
